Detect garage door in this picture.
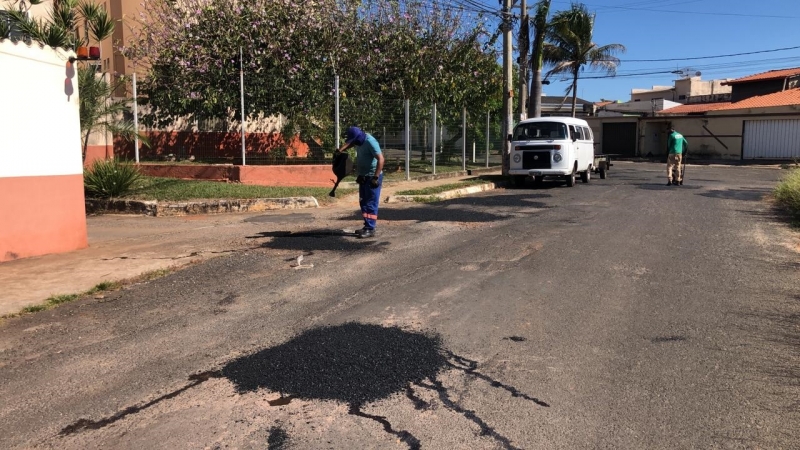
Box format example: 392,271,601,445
743,119,800,159
602,122,637,156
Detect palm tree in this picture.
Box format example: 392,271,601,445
78,67,142,161
543,3,625,117
527,0,552,118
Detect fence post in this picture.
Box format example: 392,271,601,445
472,141,476,163
335,74,340,149
485,111,490,168
239,47,246,166
132,72,139,163
405,99,410,180
432,103,437,175
462,106,467,171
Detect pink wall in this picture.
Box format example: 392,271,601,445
136,164,334,187
238,165,333,187
0,175,88,262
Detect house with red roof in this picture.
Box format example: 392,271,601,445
589,67,800,160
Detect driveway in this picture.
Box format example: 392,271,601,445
0,162,797,449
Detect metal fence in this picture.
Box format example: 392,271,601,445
121,73,504,178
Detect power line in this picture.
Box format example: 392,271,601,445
567,57,800,80
609,45,800,63
551,1,800,19
603,57,800,78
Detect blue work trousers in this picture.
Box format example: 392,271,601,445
359,173,383,230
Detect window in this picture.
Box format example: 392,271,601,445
582,127,593,141
569,125,584,140
678,95,687,100
513,122,568,140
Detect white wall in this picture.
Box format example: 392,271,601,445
0,40,83,178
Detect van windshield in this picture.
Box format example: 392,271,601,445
513,122,568,140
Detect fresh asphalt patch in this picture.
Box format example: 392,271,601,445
221,323,447,405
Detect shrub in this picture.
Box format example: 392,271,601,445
84,159,143,198
775,168,800,220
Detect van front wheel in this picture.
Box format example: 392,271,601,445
565,167,576,187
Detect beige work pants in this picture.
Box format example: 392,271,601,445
667,154,683,182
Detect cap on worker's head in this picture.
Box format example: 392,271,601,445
668,123,675,131
344,126,366,146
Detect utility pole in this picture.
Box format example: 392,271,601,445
501,0,513,176
518,0,529,122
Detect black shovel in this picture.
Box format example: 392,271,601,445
329,152,353,197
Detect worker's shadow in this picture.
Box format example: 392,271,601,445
247,230,390,253
222,323,550,450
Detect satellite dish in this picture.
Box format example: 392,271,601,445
695,71,702,77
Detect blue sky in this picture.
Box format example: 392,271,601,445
467,0,800,102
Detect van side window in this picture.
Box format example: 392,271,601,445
583,127,593,141
569,125,578,140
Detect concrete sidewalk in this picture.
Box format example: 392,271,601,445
0,171,499,316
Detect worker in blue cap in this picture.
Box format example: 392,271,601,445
337,126,385,238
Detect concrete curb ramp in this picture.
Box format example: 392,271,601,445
86,197,319,217
385,182,498,203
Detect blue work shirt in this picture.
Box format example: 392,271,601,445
356,133,382,177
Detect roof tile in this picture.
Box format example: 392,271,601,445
659,102,731,115
715,88,800,110
723,67,800,85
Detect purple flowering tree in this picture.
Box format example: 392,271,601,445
125,0,501,152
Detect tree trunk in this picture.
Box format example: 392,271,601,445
527,0,550,119
518,6,529,120
571,70,579,118
528,33,544,118
83,129,91,163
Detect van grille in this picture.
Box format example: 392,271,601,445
522,151,551,169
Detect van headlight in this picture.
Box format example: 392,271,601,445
553,153,562,163
513,153,521,163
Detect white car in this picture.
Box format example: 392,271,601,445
508,117,595,187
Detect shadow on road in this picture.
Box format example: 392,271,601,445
247,230,390,253
698,188,771,201
636,183,702,191
335,206,513,223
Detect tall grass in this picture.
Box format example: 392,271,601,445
775,169,800,221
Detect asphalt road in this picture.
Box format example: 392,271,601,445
1,163,798,449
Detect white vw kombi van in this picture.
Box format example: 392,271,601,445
508,117,595,187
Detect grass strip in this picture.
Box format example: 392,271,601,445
383,160,499,181
775,168,800,224
1,266,188,321
123,177,354,204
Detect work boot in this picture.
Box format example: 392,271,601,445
679,180,683,186
666,181,673,186
672,180,679,186
356,229,375,239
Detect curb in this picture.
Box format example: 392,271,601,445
386,182,499,203
86,197,319,217
337,167,501,189
399,167,500,183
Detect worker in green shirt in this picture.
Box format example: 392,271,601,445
666,125,688,186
